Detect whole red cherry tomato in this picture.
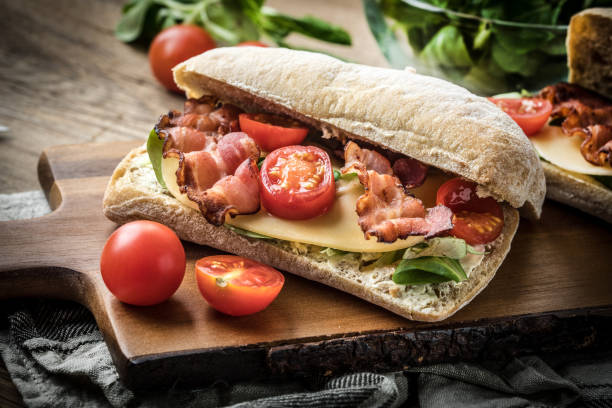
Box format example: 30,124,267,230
238,113,308,152
260,145,335,220
436,178,504,245
100,221,185,305
196,255,284,316
488,97,552,136
149,25,216,93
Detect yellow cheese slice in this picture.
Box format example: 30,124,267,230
162,157,449,252
531,125,612,176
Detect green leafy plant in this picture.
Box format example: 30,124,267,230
116,0,351,47
364,0,612,94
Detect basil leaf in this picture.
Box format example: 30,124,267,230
362,0,410,69
392,269,450,285
146,128,166,189
333,169,341,181
261,8,351,45
115,0,155,42
420,25,472,68
225,224,274,239
473,21,491,50
115,0,352,50
393,256,467,285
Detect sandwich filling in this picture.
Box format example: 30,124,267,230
149,96,506,288
531,83,612,190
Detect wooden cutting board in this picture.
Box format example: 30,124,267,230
0,141,610,389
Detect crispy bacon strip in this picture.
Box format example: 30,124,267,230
581,125,612,166
203,159,261,226
392,157,428,189
342,141,392,177
539,83,612,166
155,96,260,225
356,171,452,242
156,96,243,158
343,142,452,242
176,132,260,225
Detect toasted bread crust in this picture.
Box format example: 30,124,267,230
103,146,519,322
542,162,612,223
568,8,612,100
173,47,545,219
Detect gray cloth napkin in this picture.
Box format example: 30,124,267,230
1,191,611,408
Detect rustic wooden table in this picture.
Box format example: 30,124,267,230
0,0,383,405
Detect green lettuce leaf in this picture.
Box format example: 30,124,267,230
403,237,468,259
224,224,274,240
146,128,166,189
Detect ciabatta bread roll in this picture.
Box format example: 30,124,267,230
103,47,543,321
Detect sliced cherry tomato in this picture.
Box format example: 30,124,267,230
488,97,552,136
100,221,186,306
149,25,216,93
260,145,335,220
237,41,268,47
436,178,504,245
195,255,284,316
239,113,308,152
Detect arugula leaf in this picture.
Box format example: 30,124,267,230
393,256,467,285
146,128,166,189
224,224,274,239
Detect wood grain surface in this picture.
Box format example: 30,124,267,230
0,141,611,390
0,0,381,403
1,0,611,403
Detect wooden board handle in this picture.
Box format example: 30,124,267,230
0,150,116,305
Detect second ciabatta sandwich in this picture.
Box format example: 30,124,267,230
103,47,545,321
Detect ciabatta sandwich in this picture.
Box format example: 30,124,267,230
103,47,545,322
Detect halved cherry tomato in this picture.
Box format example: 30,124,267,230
237,41,268,47
195,255,284,316
436,178,504,245
239,113,308,152
260,145,335,220
488,97,552,136
100,221,186,306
